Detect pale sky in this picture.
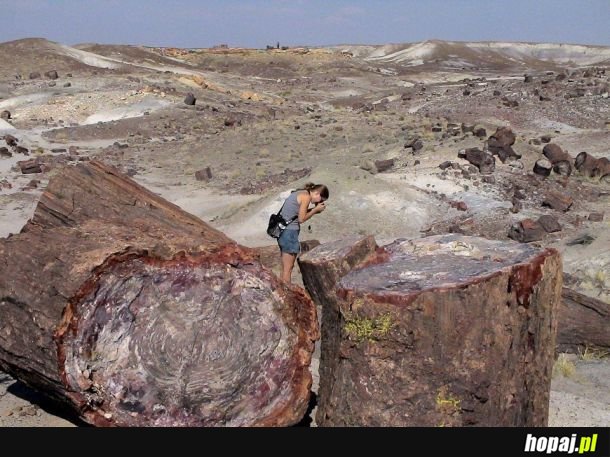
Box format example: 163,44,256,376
1,0,609,48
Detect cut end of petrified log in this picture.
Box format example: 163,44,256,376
56,248,318,427
300,234,562,427
338,235,556,307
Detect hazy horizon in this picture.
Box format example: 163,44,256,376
1,0,609,49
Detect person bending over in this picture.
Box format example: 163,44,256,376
277,182,329,283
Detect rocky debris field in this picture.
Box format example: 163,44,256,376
0,37,609,426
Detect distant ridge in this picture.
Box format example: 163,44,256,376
1,37,609,76
330,40,610,69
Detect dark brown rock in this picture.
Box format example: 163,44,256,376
374,158,395,173
557,288,610,353
44,70,59,80
3,134,18,146
542,191,573,212
439,161,453,170
18,159,43,174
592,157,610,181
533,158,552,177
474,127,487,138
458,148,495,174
508,218,546,242
542,144,573,176
537,215,562,233
575,151,599,177
449,200,468,211
588,212,604,222
194,167,213,181
486,127,520,163
184,93,196,105
488,126,516,149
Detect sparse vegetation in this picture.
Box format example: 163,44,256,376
435,386,461,417
553,353,576,378
344,313,393,342
577,345,609,361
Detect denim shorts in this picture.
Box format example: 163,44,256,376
278,229,300,254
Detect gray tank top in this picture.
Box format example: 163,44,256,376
279,190,304,230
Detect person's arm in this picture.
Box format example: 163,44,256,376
297,192,325,224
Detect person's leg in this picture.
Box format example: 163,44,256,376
278,229,300,283
281,252,297,283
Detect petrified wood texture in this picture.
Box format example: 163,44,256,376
0,160,318,427
299,234,562,426
556,287,610,353
533,158,552,177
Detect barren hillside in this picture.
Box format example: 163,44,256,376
0,37,608,427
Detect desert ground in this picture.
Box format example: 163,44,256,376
0,38,609,426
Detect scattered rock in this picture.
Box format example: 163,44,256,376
44,70,59,80
195,167,213,181
374,158,395,173
543,143,572,176
3,134,18,147
537,215,562,233
542,191,573,212
533,158,553,177
473,127,487,138
18,159,42,174
508,218,545,243
438,161,453,170
566,234,595,246
449,200,468,211
184,93,196,105
457,147,495,174
486,126,520,163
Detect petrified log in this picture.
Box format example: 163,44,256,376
18,158,42,174
574,151,599,177
542,144,573,176
551,161,571,177
299,234,561,426
592,157,610,182
556,288,610,353
457,148,495,174
542,191,573,212
533,158,552,177
486,126,521,163
0,160,318,427
374,158,395,173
